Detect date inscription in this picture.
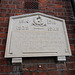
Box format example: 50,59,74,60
16,26,28,30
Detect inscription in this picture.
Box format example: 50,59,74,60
47,19,56,25
19,19,29,23
16,26,28,30
48,27,59,31
11,31,62,53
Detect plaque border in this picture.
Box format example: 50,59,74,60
5,12,72,58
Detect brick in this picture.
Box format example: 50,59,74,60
65,12,73,16
23,58,33,63
72,51,75,55
13,1,21,5
0,51,5,57
0,23,8,27
51,71,61,75
69,21,75,25
0,0,74,74
69,25,75,29
31,71,51,75
4,27,8,32
67,30,73,34
0,66,4,72
45,1,52,4
12,9,20,13
66,25,70,29
0,33,7,38
0,13,14,17
61,63,67,70
56,64,62,70
62,17,68,21
7,5,15,8
56,5,62,8
5,66,11,72
16,5,23,9
39,0,45,3
21,10,25,13
21,72,30,75
0,17,4,21
67,56,75,62
32,58,49,63
57,12,64,16
22,64,37,71
48,4,55,8
63,70,70,75
43,4,48,7
2,39,6,45
0,28,4,32
48,64,56,70
68,34,71,38
0,45,5,50
67,62,75,69
74,45,75,49
0,13,7,17
71,34,75,38
46,7,53,11
40,7,45,10
1,0,8,4
8,0,13,4
0,39,1,44
1,4,7,8
70,45,74,50
31,72,38,75
15,66,22,72
0,8,7,12
5,17,9,22
53,1,58,4
9,72,20,75
0,73,8,75
69,70,75,75
8,13,14,16
65,2,71,6
70,40,75,44
54,12,57,16
12,66,17,72
0,58,7,65
40,71,51,75
38,64,47,71
7,9,12,13
15,13,23,16
39,3,43,7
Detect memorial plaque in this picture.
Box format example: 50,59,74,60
5,12,71,60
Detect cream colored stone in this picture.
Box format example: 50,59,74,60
5,12,71,58
12,58,22,63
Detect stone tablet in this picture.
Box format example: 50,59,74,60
5,12,71,59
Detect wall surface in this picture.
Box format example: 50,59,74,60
0,0,75,75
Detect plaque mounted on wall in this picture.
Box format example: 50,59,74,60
5,12,71,63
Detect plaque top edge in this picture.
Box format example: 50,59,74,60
10,12,65,22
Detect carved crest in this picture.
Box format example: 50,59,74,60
32,15,46,27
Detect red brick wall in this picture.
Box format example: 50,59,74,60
0,0,75,75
